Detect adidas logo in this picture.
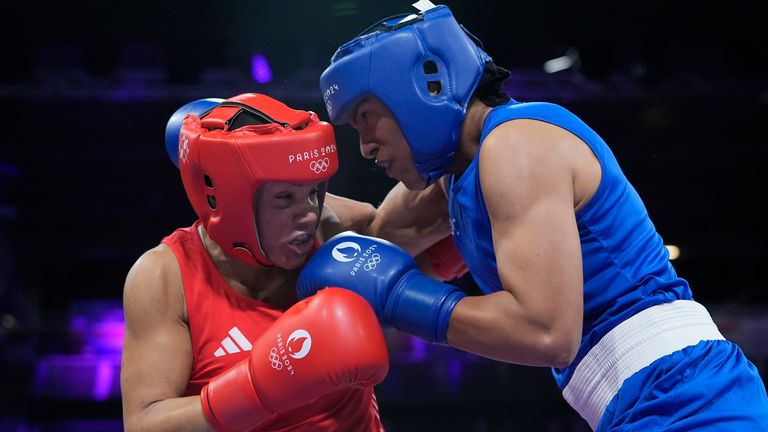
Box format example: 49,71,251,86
214,326,252,357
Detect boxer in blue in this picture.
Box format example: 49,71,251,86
299,3,768,430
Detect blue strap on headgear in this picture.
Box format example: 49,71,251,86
320,5,490,184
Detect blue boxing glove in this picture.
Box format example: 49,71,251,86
297,231,466,344
164,97,224,168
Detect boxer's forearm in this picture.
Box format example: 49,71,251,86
322,193,377,239
124,395,213,432
370,182,451,255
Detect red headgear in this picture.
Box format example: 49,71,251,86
177,93,338,267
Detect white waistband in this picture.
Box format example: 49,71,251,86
562,300,725,430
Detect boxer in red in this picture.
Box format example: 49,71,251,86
120,94,395,432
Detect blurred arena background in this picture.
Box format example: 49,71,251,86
0,1,765,430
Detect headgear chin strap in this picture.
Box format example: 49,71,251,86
320,5,489,184
169,93,339,267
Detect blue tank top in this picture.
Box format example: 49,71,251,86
446,100,692,390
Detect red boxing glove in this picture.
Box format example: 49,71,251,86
200,288,389,432
425,236,468,282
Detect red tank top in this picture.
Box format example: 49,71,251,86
162,221,384,431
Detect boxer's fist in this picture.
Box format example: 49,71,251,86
201,288,388,432
298,232,415,319
297,231,466,344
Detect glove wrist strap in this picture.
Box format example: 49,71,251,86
200,357,273,432
387,270,466,344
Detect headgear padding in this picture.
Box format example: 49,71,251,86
320,5,489,184
173,93,338,267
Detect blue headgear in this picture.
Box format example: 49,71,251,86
320,5,490,183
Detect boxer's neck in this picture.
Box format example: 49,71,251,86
451,98,492,175
198,225,297,310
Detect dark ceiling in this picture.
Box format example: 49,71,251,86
4,0,765,84
1,0,766,317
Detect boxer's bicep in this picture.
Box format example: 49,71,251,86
121,246,201,431
476,121,582,362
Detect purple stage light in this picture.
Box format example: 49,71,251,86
34,299,126,401
251,54,273,84
446,357,463,395
34,353,121,400
68,299,124,354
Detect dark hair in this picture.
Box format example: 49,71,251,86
473,61,512,107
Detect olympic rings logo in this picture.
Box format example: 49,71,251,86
310,158,331,173
269,348,283,370
363,253,381,271
178,135,190,165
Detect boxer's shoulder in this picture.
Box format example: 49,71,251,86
124,243,186,324
128,243,181,288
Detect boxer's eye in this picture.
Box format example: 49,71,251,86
357,109,370,123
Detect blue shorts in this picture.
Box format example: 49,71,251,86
597,340,768,431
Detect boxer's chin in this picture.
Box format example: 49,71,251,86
270,242,313,270
402,175,430,191
270,255,305,271
396,167,430,191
